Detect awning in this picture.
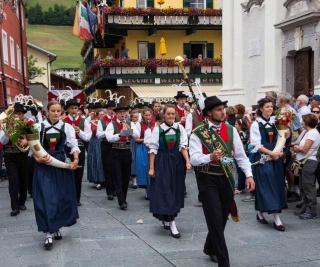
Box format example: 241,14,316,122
130,84,222,102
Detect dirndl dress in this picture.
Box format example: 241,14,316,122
150,126,185,222
33,124,79,233
136,142,149,187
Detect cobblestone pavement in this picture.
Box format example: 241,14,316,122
0,170,320,267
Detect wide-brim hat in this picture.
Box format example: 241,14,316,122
202,96,228,116
87,102,95,109
113,104,130,112
65,99,81,110
143,102,149,107
174,91,188,99
94,102,103,109
14,103,27,114
106,100,116,108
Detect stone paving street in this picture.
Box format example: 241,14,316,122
1,169,320,267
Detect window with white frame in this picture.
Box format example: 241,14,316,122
2,30,8,65
10,37,15,69
16,45,21,73
138,42,148,59
137,0,146,8
190,0,205,8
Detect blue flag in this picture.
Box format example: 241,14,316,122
86,4,97,38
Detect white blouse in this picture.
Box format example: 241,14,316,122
149,122,188,155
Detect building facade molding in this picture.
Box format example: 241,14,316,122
241,0,265,13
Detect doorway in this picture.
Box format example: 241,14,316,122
191,43,205,58
294,49,314,95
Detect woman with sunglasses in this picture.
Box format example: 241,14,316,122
311,107,320,133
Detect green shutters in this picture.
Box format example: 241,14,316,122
148,43,155,58
206,0,213,8
207,43,214,58
183,0,190,7
147,0,154,7
183,43,191,58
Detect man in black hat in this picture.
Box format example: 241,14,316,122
189,96,255,266
0,102,30,216
85,102,96,123
174,91,189,127
106,104,140,209
97,100,117,200
64,99,92,206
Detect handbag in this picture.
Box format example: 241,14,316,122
291,146,318,176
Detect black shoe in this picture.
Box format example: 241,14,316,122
273,222,285,231
203,248,219,263
162,221,170,230
107,195,114,200
77,202,82,207
299,212,317,220
53,230,62,240
145,195,149,200
170,230,181,238
256,214,268,224
10,209,20,216
19,205,26,211
132,184,138,189
294,209,306,216
120,203,127,210
296,203,303,208
95,184,101,190
44,237,53,248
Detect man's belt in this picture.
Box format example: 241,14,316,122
197,164,224,175
78,140,85,146
5,146,21,153
112,142,130,150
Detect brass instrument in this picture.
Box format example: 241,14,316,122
0,106,30,152
33,98,43,109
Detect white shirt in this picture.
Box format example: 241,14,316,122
298,105,311,123
189,121,253,178
106,118,140,143
97,114,114,139
296,128,320,161
144,128,152,147
250,116,275,153
149,122,188,155
66,115,92,142
185,112,193,137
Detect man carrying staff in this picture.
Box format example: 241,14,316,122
174,91,189,127
64,99,92,206
189,96,255,267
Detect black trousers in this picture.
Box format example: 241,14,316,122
4,152,29,210
65,145,85,203
101,142,115,196
197,171,233,267
111,149,132,206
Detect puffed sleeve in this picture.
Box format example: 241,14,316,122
96,120,105,139
78,119,92,142
178,124,188,150
106,122,120,143
0,130,9,145
250,121,263,153
185,113,193,137
189,133,211,166
65,123,81,154
144,128,152,147
131,122,140,140
149,126,160,155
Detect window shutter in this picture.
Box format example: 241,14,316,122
206,0,213,8
148,43,155,58
147,0,154,7
207,43,214,58
183,43,191,58
183,0,190,7
137,0,146,8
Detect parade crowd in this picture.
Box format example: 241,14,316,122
0,88,320,267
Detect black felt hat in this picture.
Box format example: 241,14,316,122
174,91,188,99
65,99,81,110
106,100,116,108
14,103,27,114
94,102,103,109
87,102,95,109
202,96,228,116
113,103,130,112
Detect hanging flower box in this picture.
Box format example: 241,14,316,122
173,66,179,73
109,67,116,75
116,67,122,74
167,67,173,74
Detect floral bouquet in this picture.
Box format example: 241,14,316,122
274,108,296,126
9,118,38,145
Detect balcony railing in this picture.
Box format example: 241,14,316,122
106,15,222,25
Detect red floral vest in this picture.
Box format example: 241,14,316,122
64,116,85,139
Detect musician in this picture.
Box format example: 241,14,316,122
64,99,92,206
174,91,189,127
106,104,140,210
189,96,255,266
0,103,29,216
85,102,96,123
97,100,116,200
32,100,79,248
250,98,287,231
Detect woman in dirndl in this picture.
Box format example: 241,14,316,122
250,98,287,231
87,108,105,188
33,100,79,249
136,108,154,193
149,104,191,238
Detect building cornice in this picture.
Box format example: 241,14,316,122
27,42,57,63
241,0,264,13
